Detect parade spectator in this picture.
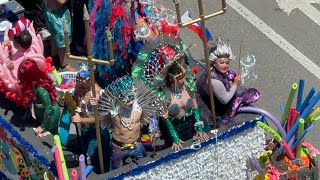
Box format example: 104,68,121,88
18,0,51,40
3,18,33,78
43,0,74,71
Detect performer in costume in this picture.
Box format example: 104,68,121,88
132,34,208,151
132,2,178,59
59,62,111,173
89,0,177,87
17,59,60,136
0,17,47,105
89,0,133,87
43,0,74,70
196,37,260,127
97,75,164,169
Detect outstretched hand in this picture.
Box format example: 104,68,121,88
171,139,185,151
195,131,209,141
34,126,43,135
33,126,47,138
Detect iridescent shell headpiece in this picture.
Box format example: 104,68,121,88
208,37,235,61
108,75,134,103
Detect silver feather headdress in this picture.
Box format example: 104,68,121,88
208,37,235,61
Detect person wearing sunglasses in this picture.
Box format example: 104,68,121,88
196,37,241,128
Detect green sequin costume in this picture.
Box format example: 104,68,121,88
34,87,60,134
132,34,204,146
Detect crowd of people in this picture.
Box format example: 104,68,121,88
0,0,259,174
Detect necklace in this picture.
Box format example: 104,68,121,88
119,107,135,130
170,84,183,99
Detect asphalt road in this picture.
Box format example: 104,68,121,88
2,0,320,179
166,0,320,149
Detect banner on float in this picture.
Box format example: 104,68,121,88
0,116,54,180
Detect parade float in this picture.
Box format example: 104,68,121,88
1,78,319,179
0,0,319,180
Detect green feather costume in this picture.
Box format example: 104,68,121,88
132,34,204,146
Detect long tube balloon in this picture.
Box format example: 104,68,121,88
51,146,55,160
306,108,320,123
296,79,304,112
85,166,94,177
290,124,314,152
280,140,295,159
289,110,299,131
43,172,49,180
285,92,320,144
257,122,294,157
257,121,282,142
250,155,264,175
287,136,295,151
300,86,316,113
285,108,294,133
300,92,320,119
79,154,86,180
296,119,305,157
72,169,78,180
54,135,69,180
309,115,320,123
52,69,62,85
238,106,286,137
54,147,64,180
280,83,298,126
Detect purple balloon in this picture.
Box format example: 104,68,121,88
238,106,287,137
249,155,264,175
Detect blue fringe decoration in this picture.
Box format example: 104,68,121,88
0,115,56,177
105,117,262,180
89,0,134,88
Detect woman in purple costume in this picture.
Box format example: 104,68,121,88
197,37,259,128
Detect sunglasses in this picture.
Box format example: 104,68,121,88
219,60,230,65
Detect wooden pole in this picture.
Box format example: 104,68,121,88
63,17,114,66
198,0,217,129
63,4,116,174
173,0,227,130
83,5,105,174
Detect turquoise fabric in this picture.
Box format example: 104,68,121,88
43,5,72,48
59,109,71,146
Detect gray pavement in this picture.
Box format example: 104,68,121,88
2,0,320,179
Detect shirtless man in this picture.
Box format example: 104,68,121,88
72,75,150,169
108,98,146,169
